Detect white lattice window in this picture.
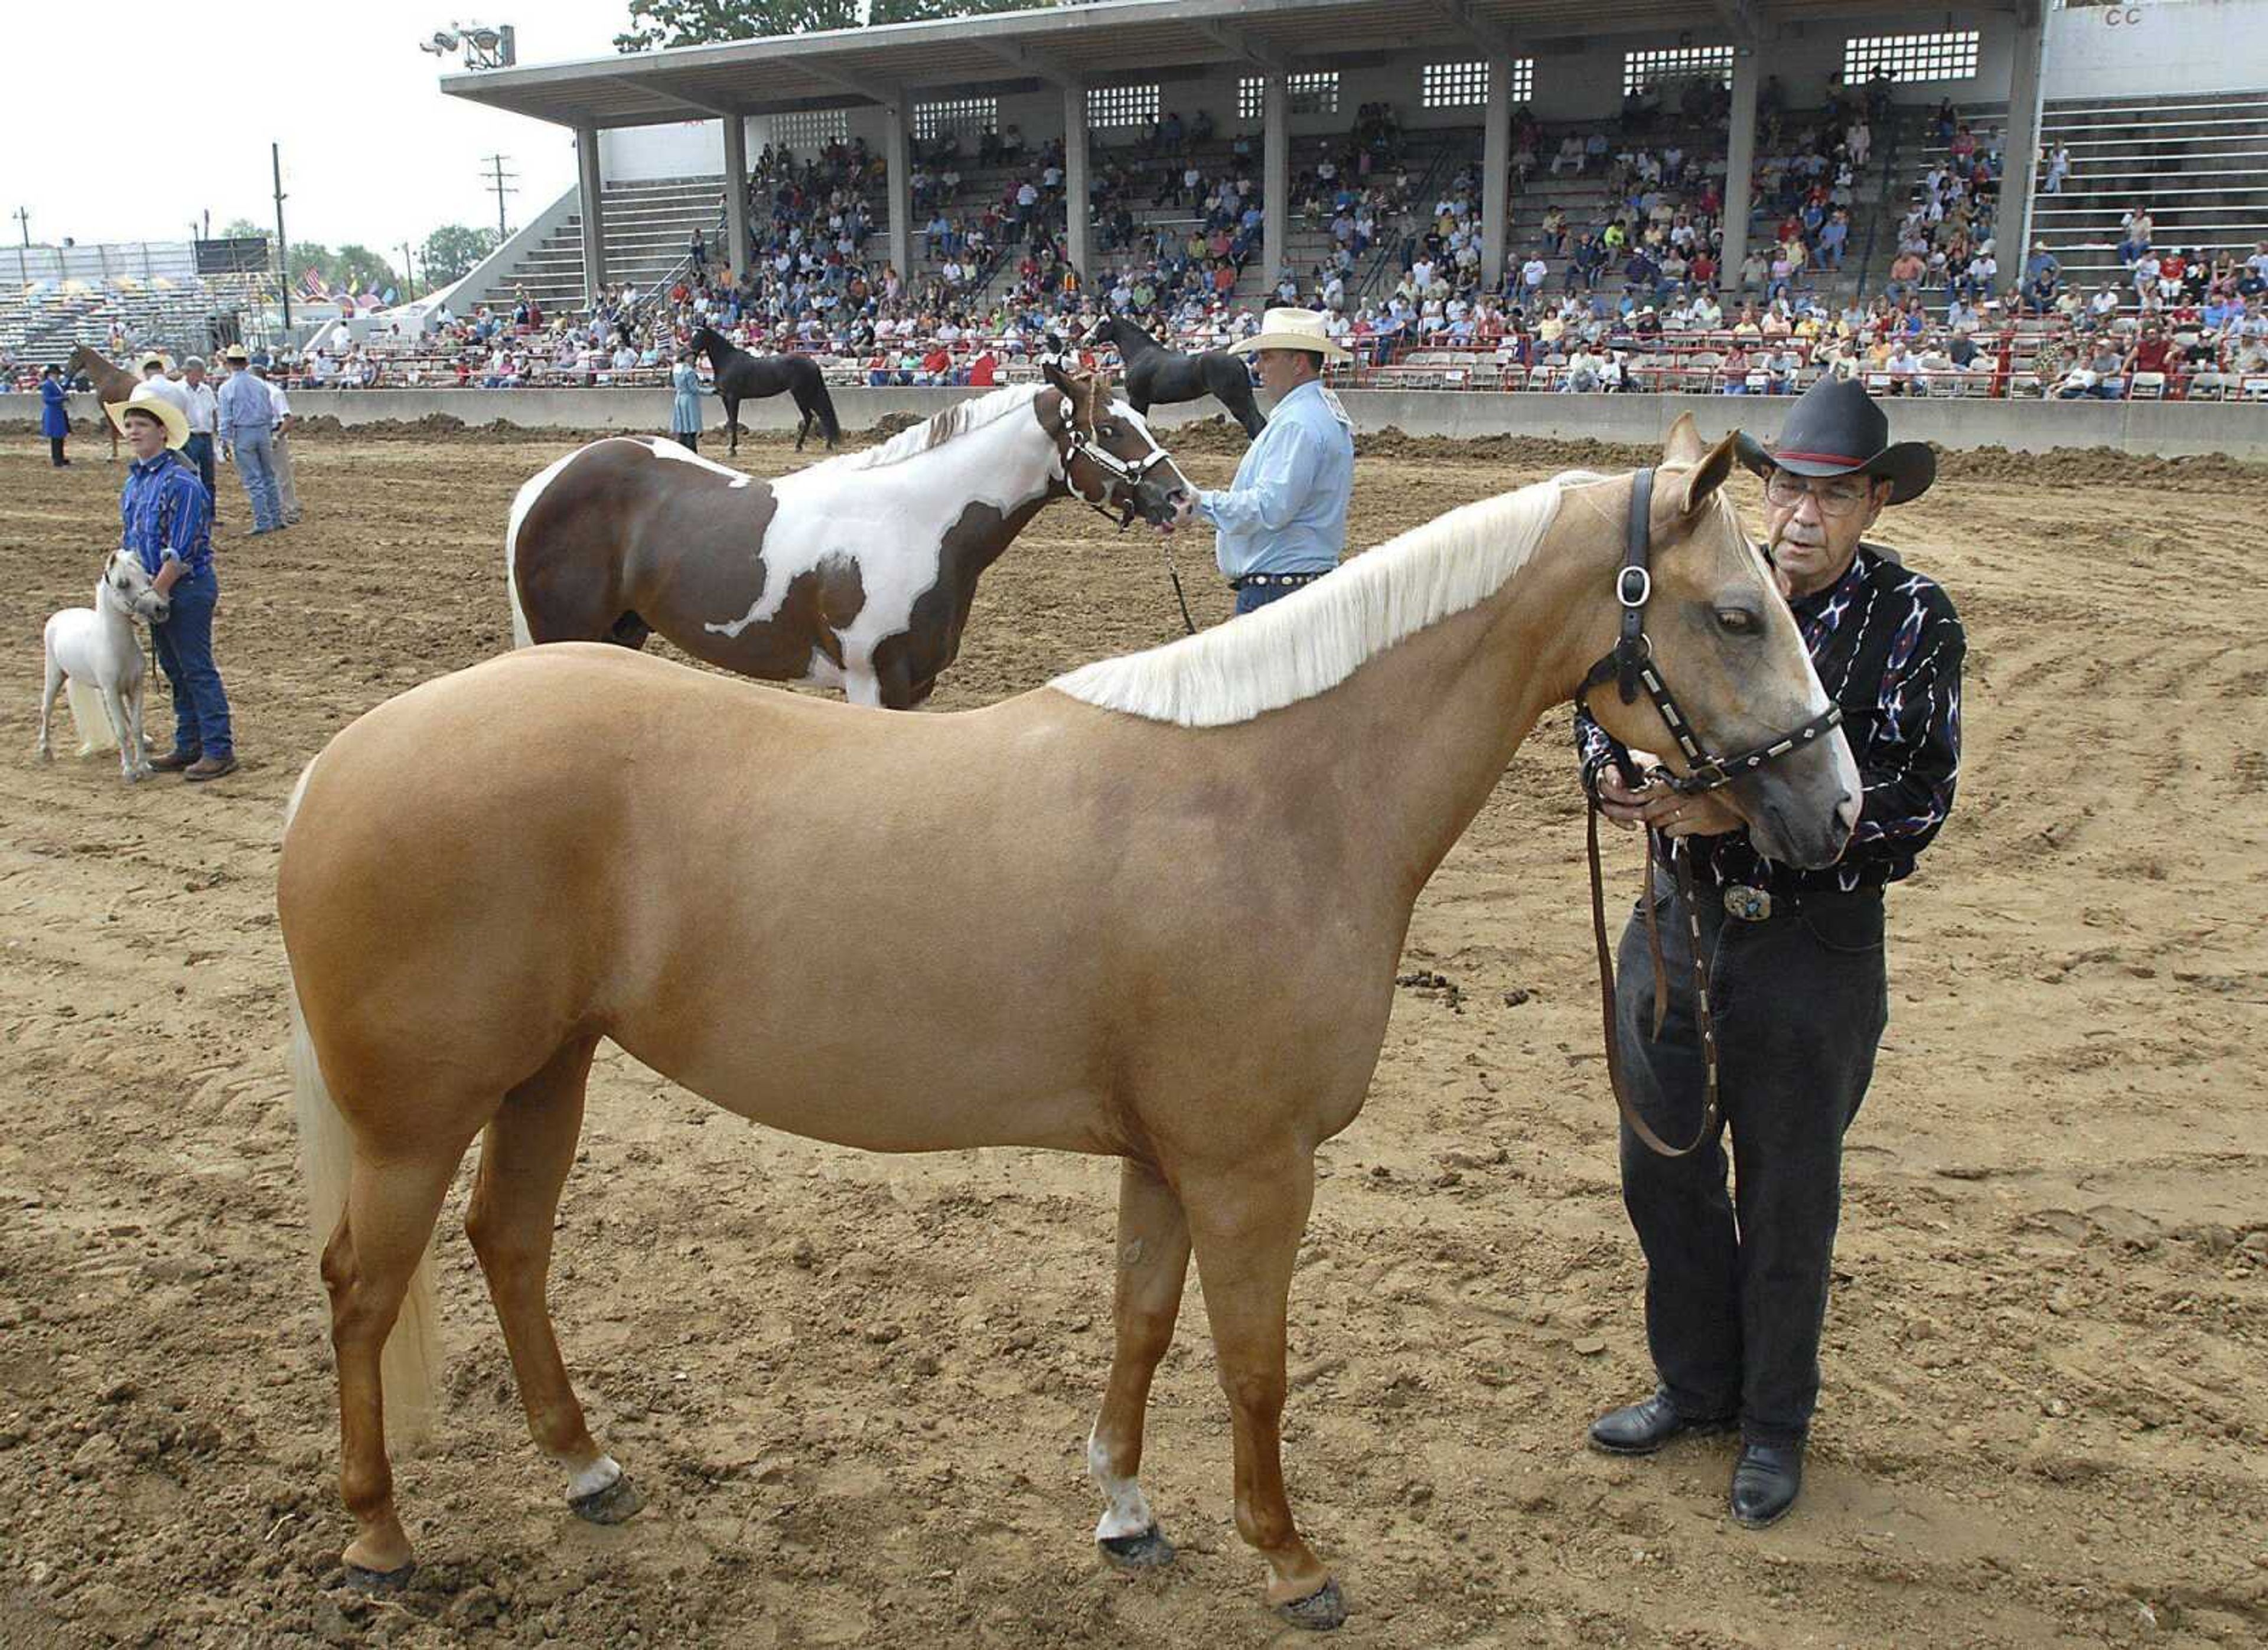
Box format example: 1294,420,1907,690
914,96,998,142
1624,45,1735,97
1421,60,1533,109
1289,71,1340,117
1237,73,1343,120
769,109,847,152
1088,83,1161,129
1843,31,1981,85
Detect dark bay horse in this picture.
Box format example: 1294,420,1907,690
1086,313,1267,438
693,325,840,454
280,416,1857,1628
64,345,141,461
507,365,1190,707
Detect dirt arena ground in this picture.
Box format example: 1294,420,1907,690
2,418,2264,1649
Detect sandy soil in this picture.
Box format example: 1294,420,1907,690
1,422,2264,1650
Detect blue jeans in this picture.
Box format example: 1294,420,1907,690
230,425,282,531
184,433,217,509
152,569,233,759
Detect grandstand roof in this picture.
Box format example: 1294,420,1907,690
441,0,1951,130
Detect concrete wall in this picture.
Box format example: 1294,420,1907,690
12,386,2263,458
2044,0,2268,102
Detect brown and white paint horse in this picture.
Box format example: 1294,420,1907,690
506,365,1191,708
279,418,1859,1629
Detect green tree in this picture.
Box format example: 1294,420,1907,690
335,244,403,296
421,224,504,286
615,0,1047,52
218,217,268,242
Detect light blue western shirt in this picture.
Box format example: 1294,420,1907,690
1196,378,1355,579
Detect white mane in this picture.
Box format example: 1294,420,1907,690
1051,473,1594,728
826,383,1050,472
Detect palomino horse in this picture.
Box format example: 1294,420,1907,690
63,345,140,461
507,365,1191,708
279,417,1859,1628
693,324,840,454
1086,312,1269,438
38,546,170,778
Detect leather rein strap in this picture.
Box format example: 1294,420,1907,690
1575,467,1842,1159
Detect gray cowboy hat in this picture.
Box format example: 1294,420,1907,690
1733,374,1935,504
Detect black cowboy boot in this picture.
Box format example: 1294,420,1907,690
1729,1441,1804,1528
1588,1391,1736,1456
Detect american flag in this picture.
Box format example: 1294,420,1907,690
301,266,325,298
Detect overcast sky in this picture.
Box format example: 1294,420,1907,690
6,3,640,260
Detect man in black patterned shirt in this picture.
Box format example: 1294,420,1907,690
1573,377,1964,1529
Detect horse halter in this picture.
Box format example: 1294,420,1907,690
1576,467,1845,1160
1052,389,1187,532
1575,468,1845,798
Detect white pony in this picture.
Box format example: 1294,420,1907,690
39,547,170,781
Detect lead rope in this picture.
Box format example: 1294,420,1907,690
1162,541,1197,635
1586,799,1724,1159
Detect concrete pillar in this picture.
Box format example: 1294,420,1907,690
1718,50,1759,296
1481,53,1513,291
721,113,751,281
575,125,607,308
884,98,912,285
2002,1,2048,268
1262,74,1288,298
1063,81,1090,284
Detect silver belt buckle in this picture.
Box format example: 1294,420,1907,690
1723,884,1773,922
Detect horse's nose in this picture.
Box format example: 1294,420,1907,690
1834,790,1860,841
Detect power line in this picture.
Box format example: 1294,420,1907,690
480,153,519,242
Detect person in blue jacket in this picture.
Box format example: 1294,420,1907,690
41,363,72,467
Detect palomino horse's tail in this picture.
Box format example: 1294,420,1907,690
64,679,118,755
285,760,440,1446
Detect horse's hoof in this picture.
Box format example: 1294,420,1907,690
569,1472,644,1524
343,1560,415,1594
1275,1579,1347,1632
1098,1525,1177,1570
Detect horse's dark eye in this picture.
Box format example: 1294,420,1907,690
1100,423,1119,438
1716,608,1759,635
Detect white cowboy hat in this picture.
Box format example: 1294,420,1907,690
137,351,170,373
1226,306,1351,361
105,381,190,450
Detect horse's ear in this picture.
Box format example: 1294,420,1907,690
1042,360,1077,400
1663,412,1706,467
1673,432,1740,520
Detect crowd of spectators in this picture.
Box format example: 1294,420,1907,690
14,82,2266,404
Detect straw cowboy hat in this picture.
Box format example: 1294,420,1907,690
137,351,171,373
1733,374,1935,504
1227,306,1351,362
105,380,190,450
222,343,250,364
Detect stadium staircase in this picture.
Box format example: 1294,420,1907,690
461,176,728,316
2025,90,2268,291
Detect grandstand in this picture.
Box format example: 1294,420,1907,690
1,239,283,369
2026,89,2268,292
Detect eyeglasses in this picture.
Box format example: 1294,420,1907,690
1764,472,1877,516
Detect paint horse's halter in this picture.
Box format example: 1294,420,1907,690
1575,467,1846,1158
1051,386,1202,635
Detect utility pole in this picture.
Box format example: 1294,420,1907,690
481,153,519,242
273,142,293,334
400,240,417,299
12,206,28,249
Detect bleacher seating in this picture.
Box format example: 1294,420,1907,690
2029,91,2268,293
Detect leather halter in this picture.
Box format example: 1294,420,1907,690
1051,387,1201,635
1574,467,1845,1159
